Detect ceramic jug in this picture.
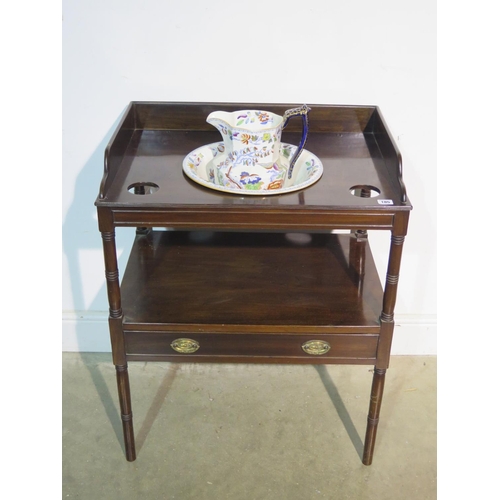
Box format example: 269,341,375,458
206,105,311,191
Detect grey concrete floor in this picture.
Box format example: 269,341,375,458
62,353,436,499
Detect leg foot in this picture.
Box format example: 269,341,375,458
362,368,386,465
116,364,136,461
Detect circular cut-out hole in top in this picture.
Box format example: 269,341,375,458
349,185,380,198
128,182,159,195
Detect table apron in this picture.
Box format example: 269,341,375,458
111,209,395,230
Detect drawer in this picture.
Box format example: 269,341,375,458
124,332,378,364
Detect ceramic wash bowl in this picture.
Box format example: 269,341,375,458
182,141,323,196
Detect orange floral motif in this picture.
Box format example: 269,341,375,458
258,112,271,123
267,180,284,190
240,134,252,145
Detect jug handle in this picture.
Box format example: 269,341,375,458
282,104,311,179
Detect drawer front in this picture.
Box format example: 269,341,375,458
124,332,378,363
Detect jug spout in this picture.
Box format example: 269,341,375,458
206,111,236,156
206,111,233,130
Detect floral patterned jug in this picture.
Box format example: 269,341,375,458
206,105,310,192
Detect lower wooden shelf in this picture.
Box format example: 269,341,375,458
120,230,383,363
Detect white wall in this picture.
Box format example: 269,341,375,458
62,0,437,353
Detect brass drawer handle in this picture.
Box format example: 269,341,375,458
302,340,331,356
171,338,200,354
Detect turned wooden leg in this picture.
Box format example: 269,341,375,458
100,222,137,461
362,368,386,465
116,364,136,461
363,212,408,465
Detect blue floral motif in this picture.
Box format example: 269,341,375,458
228,147,272,168
240,172,262,185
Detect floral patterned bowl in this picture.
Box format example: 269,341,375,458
182,142,323,196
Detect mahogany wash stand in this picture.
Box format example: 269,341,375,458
95,102,412,465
